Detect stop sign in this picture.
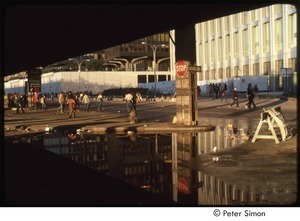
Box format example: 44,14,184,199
176,60,188,77
178,177,189,194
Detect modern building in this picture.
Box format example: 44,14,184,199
194,4,297,93
100,32,170,73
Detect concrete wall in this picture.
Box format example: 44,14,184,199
4,71,173,95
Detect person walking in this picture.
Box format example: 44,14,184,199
32,92,39,111
229,87,240,109
67,94,76,118
221,83,228,102
57,91,65,114
208,83,214,100
14,94,25,114
245,84,257,109
124,92,133,112
254,84,259,99
40,94,47,111
131,91,137,111
74,93,80,111
82,93,90,112
97,92,104,111
214,83,220,99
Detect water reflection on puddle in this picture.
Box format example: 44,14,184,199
34,123,296,206
39,124,266,206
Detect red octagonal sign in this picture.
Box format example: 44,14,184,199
176,60,188,77
178,177,189,194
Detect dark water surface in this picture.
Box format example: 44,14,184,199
5,123,296,206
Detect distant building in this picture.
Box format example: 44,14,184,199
100,32,170,73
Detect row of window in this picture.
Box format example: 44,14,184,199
198,16,296,64
200,58,296,81
200,5,295,36
197,5,297,65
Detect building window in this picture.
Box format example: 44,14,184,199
251,10,258,22
205,70,209,80
217,37,222,62
262,6,269,18
241,12,248,25
253,63,259,76
211,69,216,80
232,14,238,28
263,22,270,53
252,26,259,55
263,61,271,75
199,43,203,59
197,24,202,41
233,32,239,58
234,66,239,77
204,42,209,64
138,75,147,84
288,13,297,48
224,16,230,32
204,22,209,39
242,29,249,57
288,58,296,70
274,4,283,15
148,75,154,83
210,20,215,36
243,65,249,76
226,67,231,78
217,18,222,34
275,18,283,51
211,40,215,62
225,35,230,60
198,72,204,81
218,68,223,79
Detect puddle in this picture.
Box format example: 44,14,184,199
4,124,297,205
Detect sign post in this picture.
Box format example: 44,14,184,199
175,60,200,126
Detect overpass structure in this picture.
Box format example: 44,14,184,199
3,2,276,76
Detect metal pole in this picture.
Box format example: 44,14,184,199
141,42,165,100
153,46,157,100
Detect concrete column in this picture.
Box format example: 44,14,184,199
175,61,198,126
175,24,196,64
175,25,198,126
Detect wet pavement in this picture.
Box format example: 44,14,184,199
2,95,298,206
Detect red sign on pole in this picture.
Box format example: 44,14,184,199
176,60,188,77
178,177,189,194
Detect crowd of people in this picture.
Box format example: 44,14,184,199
6,83,259,117
208,82,228,101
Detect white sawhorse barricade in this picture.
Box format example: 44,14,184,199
252,106,291,144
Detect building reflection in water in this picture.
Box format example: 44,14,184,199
43,124,294,205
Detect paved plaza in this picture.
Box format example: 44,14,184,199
3,95,298,206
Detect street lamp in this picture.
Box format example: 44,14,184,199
131,56,147,71
142,41,165,100
69,58,90,91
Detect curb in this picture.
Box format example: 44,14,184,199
82,123,216,134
